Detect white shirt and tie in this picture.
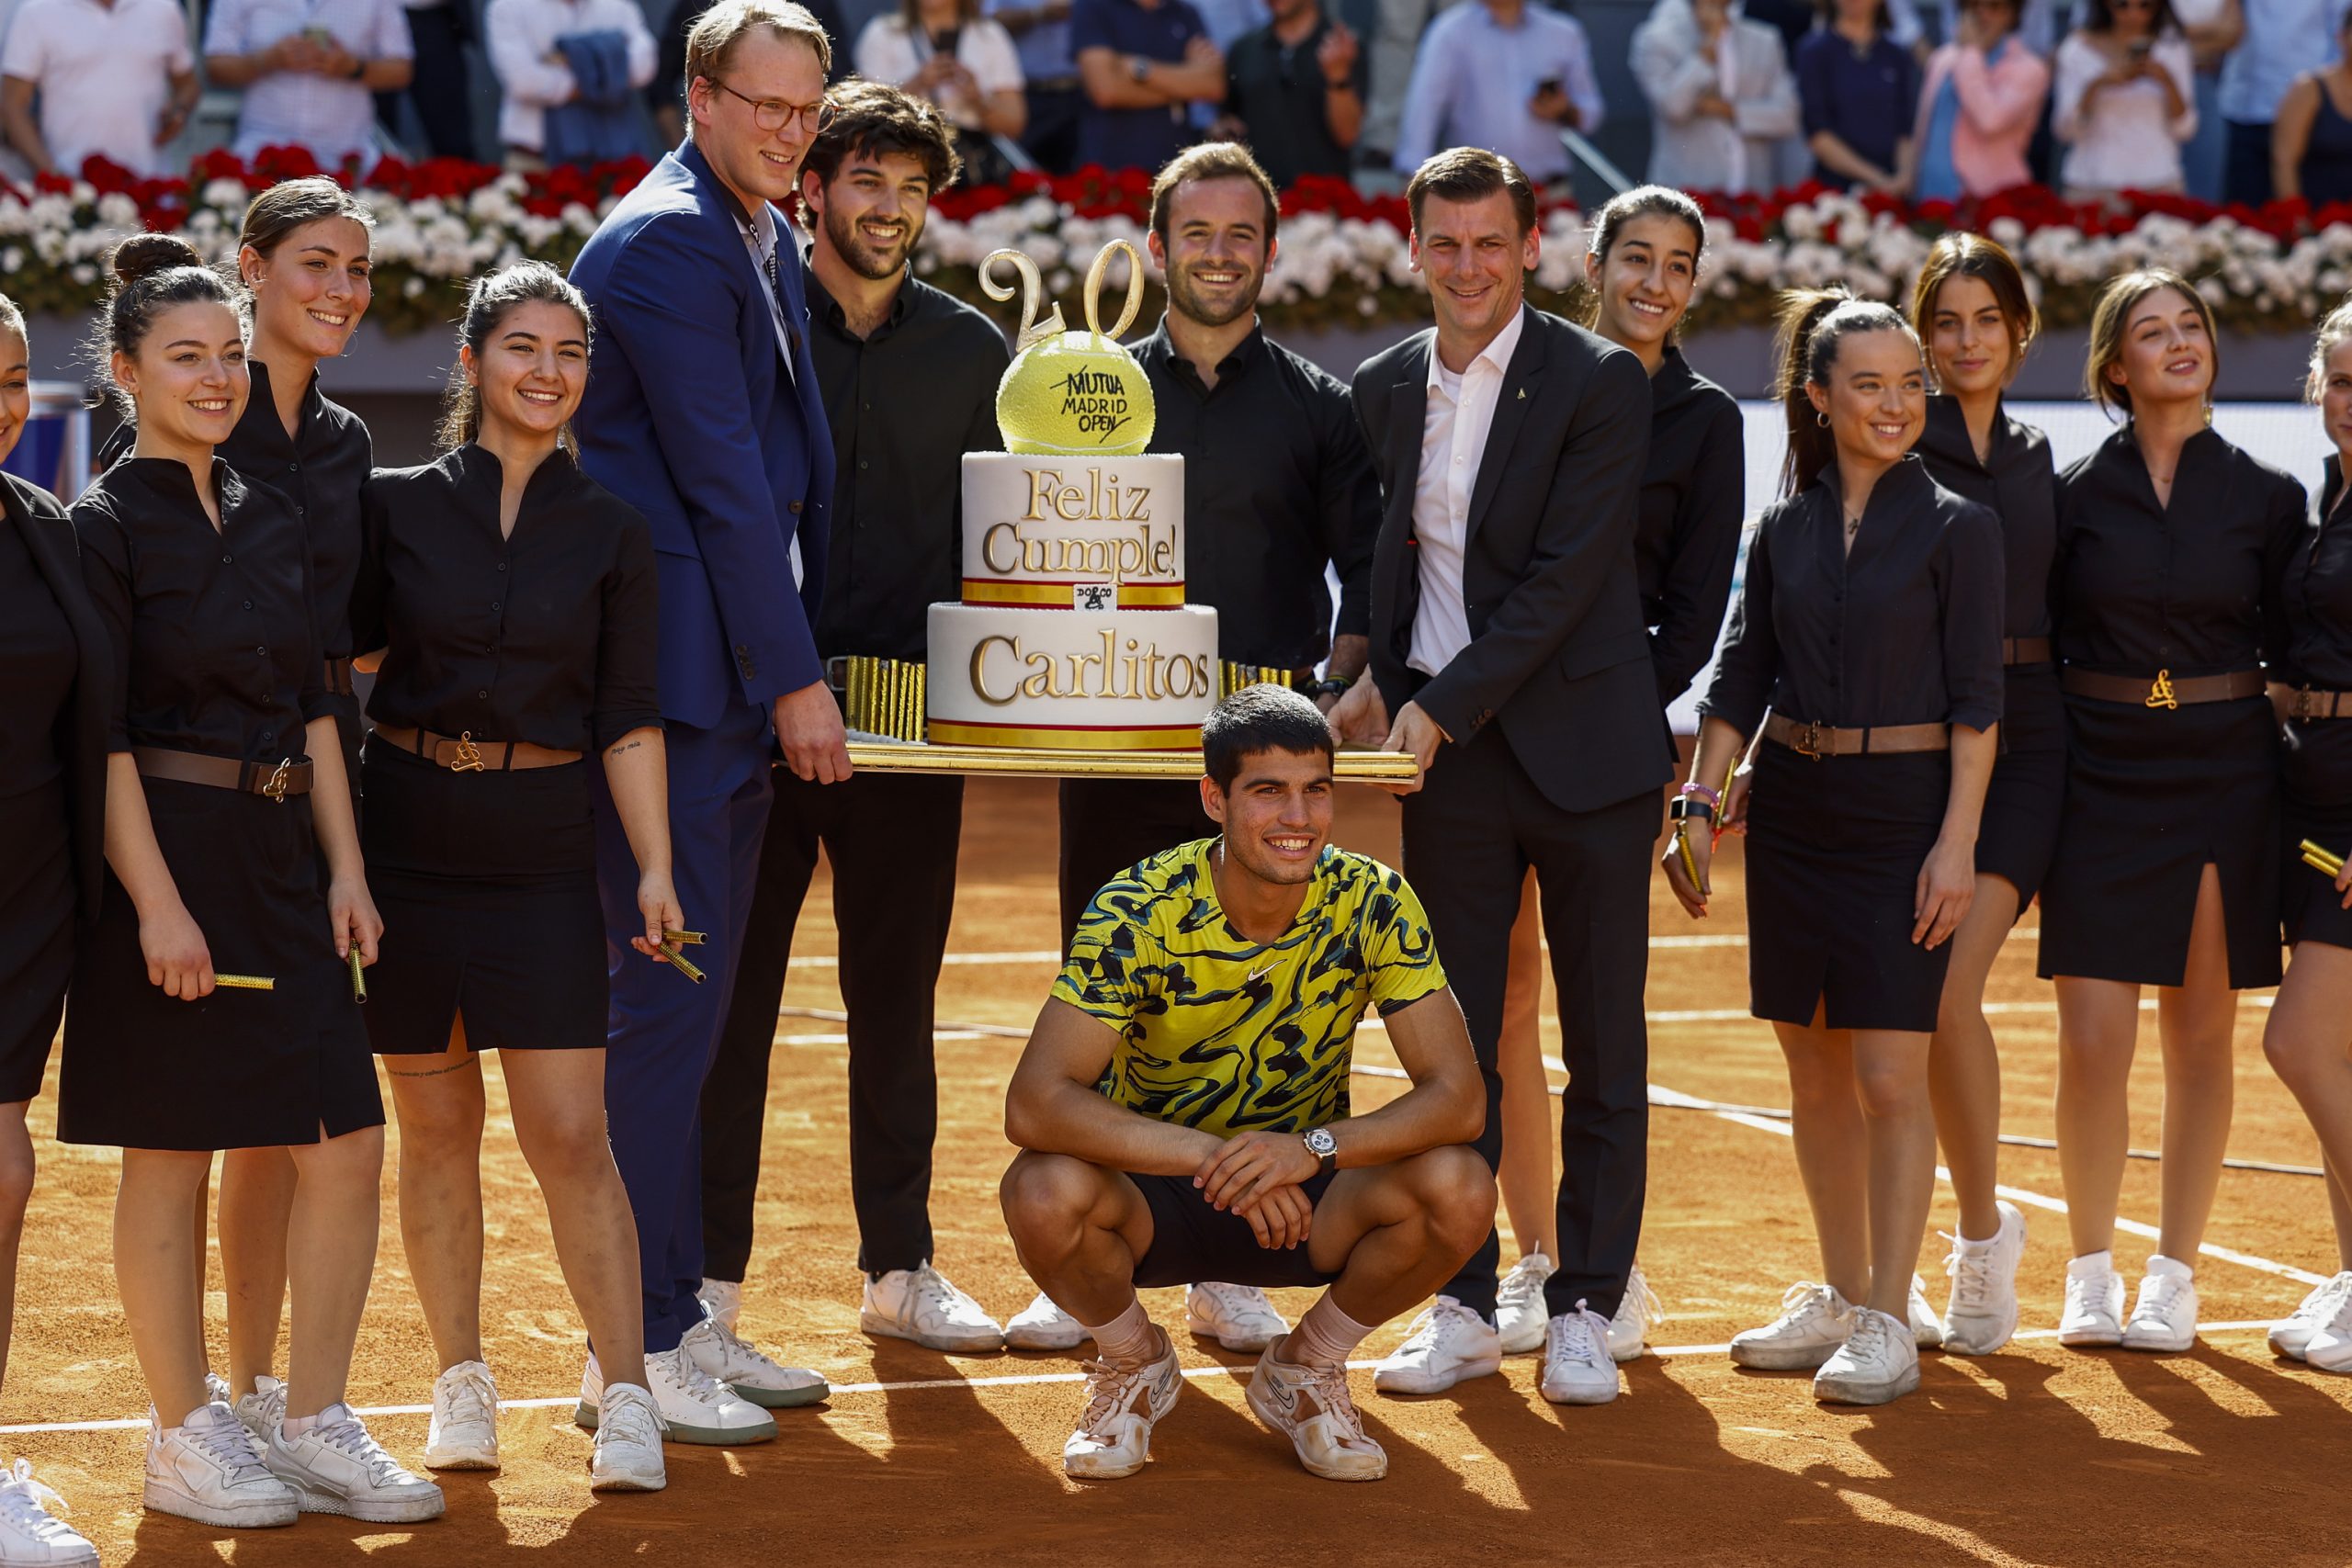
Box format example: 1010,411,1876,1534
1408,303,1525,681
736,200,806,589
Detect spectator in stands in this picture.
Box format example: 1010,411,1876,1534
2272,3,2352,204
2052,0,2196,200
203,0,415,168
651,0,846,147
2174,0,2241,201
2221,0,2338,204
377,0,479,160
1392,0,1602,187
486,0,658,168
0,0,198,177
1631,0,1800,196
1218,0,1363,186
986,0,1080,170
1910,0,2050,200
1886,0,2070,55
1363,0,1454,164
1071,0,1223,172
1798,0,1920,194
855,0,1028,179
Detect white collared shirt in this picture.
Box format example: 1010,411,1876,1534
202,0,413,167
1408,303,1525,680
736,200,805,589
0,0,193,178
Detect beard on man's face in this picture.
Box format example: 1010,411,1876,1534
1166,257,1263,328
824,199,921,282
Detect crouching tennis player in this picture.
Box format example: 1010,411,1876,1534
1000,684,1491,1483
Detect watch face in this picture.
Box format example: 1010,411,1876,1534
1306,1128,1338,1156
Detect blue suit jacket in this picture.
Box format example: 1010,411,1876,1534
570,141,833,730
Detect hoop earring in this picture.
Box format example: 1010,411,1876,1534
1815,410,1830,428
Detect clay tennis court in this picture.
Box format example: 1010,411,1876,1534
11,774,2350,1564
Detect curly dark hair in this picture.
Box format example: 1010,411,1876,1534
798,77,960,194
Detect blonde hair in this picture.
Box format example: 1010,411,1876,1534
2085,267,2216,419
684,0,833,105
2310,293,2352,402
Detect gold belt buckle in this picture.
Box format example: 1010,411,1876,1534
261,759,293,804
449,731,487,773
1794,722,1822,761
2145,669,2179,710
2293,685,2316,720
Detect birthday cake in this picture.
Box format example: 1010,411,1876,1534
925,243,1220,750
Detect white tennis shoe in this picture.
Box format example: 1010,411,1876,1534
681,1304,831,1406
2306,1288,2352,1373
2060,1254,2127,1347
2120,1257,2199,1352
2269,1270,2352,1360
862,1263,1008,1353
1247,1349,1386,1481
1607,1262,1663,1361
578,1348,779,1445
1939,1202,2027,1356
0,1460,97,1564
1494,1253,1554,1355
1062,1334,1182,1480
232,1375,286,1446
264,1404,446,1523
588,1385,668,1492
697,1278,742,1331
1184,1282,1288,1352
1003,1292,1091,1351
1538,1303,1621,1405
1813,1308,1921,1405
1372,1297,1502,1394
142,1403,297,1529
1907,1274,1944,1349
424,1360,500,1471
1730,1282,1856,1371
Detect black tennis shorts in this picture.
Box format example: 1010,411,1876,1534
1129,1168,1341,1290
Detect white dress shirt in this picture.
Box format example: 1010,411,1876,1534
1391,2,1604,182
484,0,657,152
2052,30,2197,192
202,0,413,166
852,15,1024,130
1408,304,1525,681
739,201,805,588
0,0,193,177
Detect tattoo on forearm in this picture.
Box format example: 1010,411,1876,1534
388,1057,478,1078
607,739,642,758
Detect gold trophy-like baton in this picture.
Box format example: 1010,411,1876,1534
349,948,368,1004
214,974,276,991
657,941,707,984
2301,839,2346,878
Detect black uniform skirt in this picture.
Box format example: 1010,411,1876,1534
58,777,382,1151
1744,742,1954,1033
1977,666,2066,912
2038,694,2281,989
358,739,606,1055
2284,719,2352,951
0,781,74,1103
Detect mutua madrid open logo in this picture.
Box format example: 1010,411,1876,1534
1056,367,1133,446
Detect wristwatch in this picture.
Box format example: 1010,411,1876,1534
1302,1126,1338,1176
1127,54,1151,82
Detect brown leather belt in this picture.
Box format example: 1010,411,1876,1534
2291,686,2352,719
323,657,355,697
132,746,312,801
2003,637,2052,666
1762,714,1951,759
2061,668,2264,708
371,726,582,772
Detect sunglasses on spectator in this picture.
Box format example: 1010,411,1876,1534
707,79,836,133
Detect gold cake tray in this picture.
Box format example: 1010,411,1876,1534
842,733,1420,783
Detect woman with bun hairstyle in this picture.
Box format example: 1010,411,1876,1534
2250,302,2352,1373
0,292,112,1566
349,262,679,1486
1904,231,2061,1356
1487,184,1744,1361
2041,268,2303,1356
61,234,441,1530
1666,289,2003,1406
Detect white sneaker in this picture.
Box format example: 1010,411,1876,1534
681,1303,830,1407
2060,1254,2127,1347
1184,1281,1289,1353
2120,1256,2199,1352
1907,1274,1944,1349
0,1459,97,1565
2306,1289,2352,1373
2269,1270,2352,1361
143,1403,297,1529
1062,1333,1182,1480
265,1404,445,1523
1607,1262,1662,1362
578,1348,778,1446
861,1263,1008,1354
1371,1297,1502,1395
203,1372,232,1407
1729,1282,1856,1371
423,1360,500,1471
697,1278,741,1331
232,1375,285,1446
1538,1303,1621,1406
1939,1201,2028,1356
1813,1307,1921,1405
1246,1348,1386,1481
1494,1253,1554,1356
588,1384,668,1492
1003,1292,1091,1352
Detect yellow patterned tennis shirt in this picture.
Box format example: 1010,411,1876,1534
1052,837,1448,1138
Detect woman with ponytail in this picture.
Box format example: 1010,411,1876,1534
1665,288,2004,1406
1488,184,1744,1361
61,233,440,1529
348,261,683,1484
1902,231,2061,1355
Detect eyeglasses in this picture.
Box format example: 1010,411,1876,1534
707,78,835,134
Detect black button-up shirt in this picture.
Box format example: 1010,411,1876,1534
1701,456,2005,735
1917,395,2059,644
1634,346,1745,705
73,457,330,761
0,495,74,797
808,271,1009,663
2283,459,2352,690
2054,425,2305,678
352,446,662,754
1135,319,1379,670
1224,14,1364,187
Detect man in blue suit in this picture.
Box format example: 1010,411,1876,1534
569,0,846,1445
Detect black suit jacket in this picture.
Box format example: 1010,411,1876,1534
1353,307,1671,814
6,470,113,919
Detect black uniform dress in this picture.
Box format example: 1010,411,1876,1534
1699,456,2006,1032
1635,345,1747,725
0,475,110,1102
1917,395,2065,910
2280,457,2352,950
59,459,381,1151
2039,426,2306,989
350,446,662,1055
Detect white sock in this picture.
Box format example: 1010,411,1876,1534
1080,1299,1157,1365
2069,1249,2114,1277
282,1401,349,1439
2147,1254,2194,1280
1287,1293,1378,1369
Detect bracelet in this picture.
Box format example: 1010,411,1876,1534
1677,781,1722,807
1667,795,1714,823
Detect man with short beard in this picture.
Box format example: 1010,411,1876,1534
700,79,1019,1354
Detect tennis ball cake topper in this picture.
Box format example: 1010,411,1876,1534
983,239,1156,457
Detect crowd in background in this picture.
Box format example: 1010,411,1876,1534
0,0,2343,206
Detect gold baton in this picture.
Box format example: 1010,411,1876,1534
214,974,276,991
657,942,707,984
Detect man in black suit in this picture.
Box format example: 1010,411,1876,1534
1329,146,1665,1408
